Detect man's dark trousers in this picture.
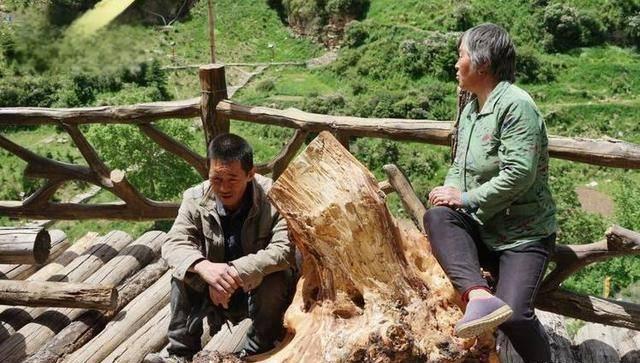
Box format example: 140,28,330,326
424,206,554,363
167,269,294,358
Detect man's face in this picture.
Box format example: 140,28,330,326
209,159,255,211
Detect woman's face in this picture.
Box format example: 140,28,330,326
455,44,483,93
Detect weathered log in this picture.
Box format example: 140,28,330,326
102,304,171,362
542,225,640,292
217,100,640,169
0,229,68,280
201,318,250,354
536,288,640,331
0,280,117,309
0,98,200,125
576,339,620,363
22,232,97,282
0,232,100,339
24,259,169,363
0,227,51,264
220,131,491,362
216,100,451,145
64,270,172,363
383,164,427,233
0,201,179,220
0,230,136,362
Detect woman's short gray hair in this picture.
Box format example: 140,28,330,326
458,23,516,83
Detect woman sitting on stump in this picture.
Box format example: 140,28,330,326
424,23,557,363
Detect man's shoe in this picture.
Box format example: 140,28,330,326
143,352,191,363
455,296,513,338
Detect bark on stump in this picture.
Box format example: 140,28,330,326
229,131,494,362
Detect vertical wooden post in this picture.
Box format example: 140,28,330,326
199,64,229,149
207,0,216,63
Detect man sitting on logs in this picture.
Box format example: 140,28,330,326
146,133,296,363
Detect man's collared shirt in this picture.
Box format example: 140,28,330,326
215,184,253,262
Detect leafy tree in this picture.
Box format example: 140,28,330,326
86,121,202,201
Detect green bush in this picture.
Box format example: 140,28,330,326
628,13,640,47
256,78,276,92
516,46,555,84
267,0,369,37
301,93,346,114
0,76,62,107
325,0,369,18
543,4,605,52
398,32,458,81
343,20,369,48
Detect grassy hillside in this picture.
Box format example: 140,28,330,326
1,0,639,298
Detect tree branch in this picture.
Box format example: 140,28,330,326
0,98,200,125
22,179,64,208
138,123,208,179
268,129,309,180
0,134,98,184
541,225,640,292
62,123,112,186
537,288,640,331
382,164,427,233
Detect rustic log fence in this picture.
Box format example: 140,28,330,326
1,64,640,220
1,63,639,336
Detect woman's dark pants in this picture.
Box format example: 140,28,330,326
424,206,554,363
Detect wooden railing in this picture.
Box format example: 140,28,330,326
1,63,639,221
1,63,640,331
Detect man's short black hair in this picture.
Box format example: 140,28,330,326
207,133,254,173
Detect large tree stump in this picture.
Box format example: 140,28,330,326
235,131,493,362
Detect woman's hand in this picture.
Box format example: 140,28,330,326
429,186,463,208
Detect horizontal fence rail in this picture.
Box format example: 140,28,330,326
217,100,640,169
0,98,201,125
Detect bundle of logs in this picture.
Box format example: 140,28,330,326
0,227,118,310
0,132,639,362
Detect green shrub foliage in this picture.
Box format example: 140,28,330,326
542,4,605,52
